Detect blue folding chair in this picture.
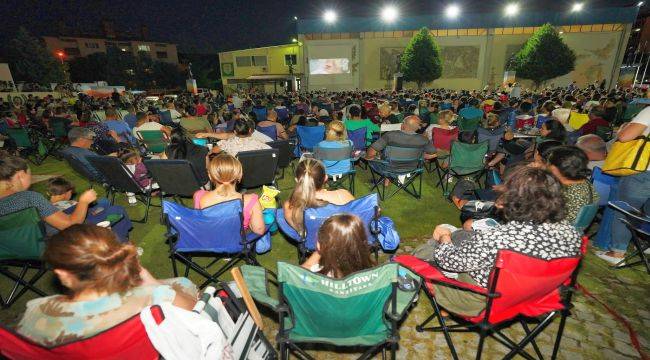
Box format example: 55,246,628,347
256,125,278,141
252,107,268,122
348,127,367,152
369,146,425,200
608,201,650,273
163,200,270,288
477,126,505,153
275,107,289,123
294,125,325,157
158,110,174,126
592,167,620,207
276,193,381,262
314,142,355,194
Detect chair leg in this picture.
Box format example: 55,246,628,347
475,329,487,360
171,255,179,277
520,320,544,360
551,311,569,360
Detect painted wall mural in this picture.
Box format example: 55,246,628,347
379,47,404,80
442,46,480,78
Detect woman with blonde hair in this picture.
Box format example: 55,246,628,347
193,153,265,234
316,120,354,175
283,158,354,233
301,214,375,278
17,224,198,345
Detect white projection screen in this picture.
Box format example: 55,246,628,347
309,59,350,75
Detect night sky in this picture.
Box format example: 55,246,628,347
0,0,643,55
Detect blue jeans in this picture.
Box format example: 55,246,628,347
610,171,650,252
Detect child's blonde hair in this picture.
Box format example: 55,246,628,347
325,120,347,141
208,153,243,194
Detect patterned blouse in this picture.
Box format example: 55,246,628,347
217,136,271,156
17,277,197,346
433,221,582,288
563,182,599,224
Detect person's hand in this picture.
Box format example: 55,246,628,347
432,225,452,243
210,146,222,154
195,132,208,139
78,189,97,204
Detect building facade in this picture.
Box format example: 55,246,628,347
218,43,303,94
292,6,638,91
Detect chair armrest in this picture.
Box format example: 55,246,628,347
240,265,280,310
393,255,488,295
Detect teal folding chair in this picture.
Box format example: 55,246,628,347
441,141,489,197
573,203,599,234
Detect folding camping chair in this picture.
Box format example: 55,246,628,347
6,128,50,165
369,146,425,200
240,262,421,360
347,127,368,169
268,140,294,180
60,150,109,193
252,107,268,122
427,127,459,180
87,155,155,223
275,193,382,262
573,204,599,234
256,125,278,141
137,130,169,154
314,143,355,194
0,208,48,308
441,141,489,197
163,200,270,289
0,305,162,359
477,126,505,153
158,110,174,126
144,159,207,220
49,119,69,151
609,201,650,273
458,116,481,133
294,125,324,157
394,236,587,360
237,148,279,189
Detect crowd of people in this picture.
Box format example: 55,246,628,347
0,81,648,354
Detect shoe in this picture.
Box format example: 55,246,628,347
595,252,625,266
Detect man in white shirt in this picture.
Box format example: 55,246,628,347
166,103,183,123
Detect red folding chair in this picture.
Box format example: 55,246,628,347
0,306,164,360
428,127,459,184
394,236,588,360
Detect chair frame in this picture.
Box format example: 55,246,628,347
612,218,650,274
400,243,586,360
440,141,489,196
6,127,51,165
368,147,424,201
314,144,356,195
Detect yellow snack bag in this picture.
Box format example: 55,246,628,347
259,185,280,209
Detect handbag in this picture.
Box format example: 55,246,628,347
602,136,650,176
376,216,400,251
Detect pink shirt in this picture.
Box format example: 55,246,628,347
193,190,258,229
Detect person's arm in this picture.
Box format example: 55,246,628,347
139,266,197,310
276,123,288,140
365,134,387,160
246,197,266,235
282,201,298,231
196,132,233,140
43,189,97,230
301,251,321,270
617,122,647,142
432,229,491,273
108,129,121,143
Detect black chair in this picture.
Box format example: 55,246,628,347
369,146,425,200
60,151,112,198
144,159,207,220
87,155,155,223
237,148,279,189
267,140,294,180
609,201,650,274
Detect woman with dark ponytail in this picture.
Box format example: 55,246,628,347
543,145,599,223
16,224,198,345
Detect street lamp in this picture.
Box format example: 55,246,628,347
323,10,337,23
381,5,398,23
55,50,65,64
446,4,461,19
571,2,584,12
504,3,519,17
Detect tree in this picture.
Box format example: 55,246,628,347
510,23,576,88
68,53,108,82
7,27,67,84
400,27,442,89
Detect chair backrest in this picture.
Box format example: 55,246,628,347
574,203,599,233
0,307,161,360
60,151,105,184
302,193,379,250
180,117,211,134
275,107,289,121
380,123,402,133
158,110,174,126
477,247,583,324
476,126,505,152
347,127,367,151
256,125,277,141
591,167,619,207
314,143,353,175
277,262,398,346
384,145,424,172
92,110,106,122
459,116,481,132
0,207,45,260
536,114,551,129
296,126,325,153
87,155,145,194
449,141,489,172
144,159,205,197
50,120,68,139
237,148,279,189
514,115,535,130
163,200,245,253
137,130,168,154
6,128,33,148
252,107,267,122
267,140,293,168
432,127,459,152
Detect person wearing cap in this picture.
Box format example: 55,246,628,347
60,127,104,181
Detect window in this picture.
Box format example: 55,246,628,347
64,47,80,56
252,56,267,67
138,45,150,51
85,42,99,49
156,51,168,59
284,54,297,66
236,56,252,67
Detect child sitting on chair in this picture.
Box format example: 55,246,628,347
301,214,375,279
47,177,78,211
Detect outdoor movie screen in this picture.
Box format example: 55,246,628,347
309,58,350,75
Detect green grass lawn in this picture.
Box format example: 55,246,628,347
1,156,648,360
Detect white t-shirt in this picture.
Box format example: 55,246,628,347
631,106,650,136
169,109,183,123
133,121,164,137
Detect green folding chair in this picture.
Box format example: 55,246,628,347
6,128,49,165
180,117,212,135
458,116,482,133
0,208,48,308
137,130,169,154
442,141,489,197
574,203,599,234
241,262,421,360
621,103,644,122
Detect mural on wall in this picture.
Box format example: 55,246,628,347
379,47,405,80
570,38,616,85
442,46,480,78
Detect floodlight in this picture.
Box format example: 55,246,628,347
323,10,337,23
638,1,645,7
381,5,398,23
293,16,298,20
571,2,584,12
504,3,519,16
292,38,298,42
446,4,461,19
635,28,642,32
